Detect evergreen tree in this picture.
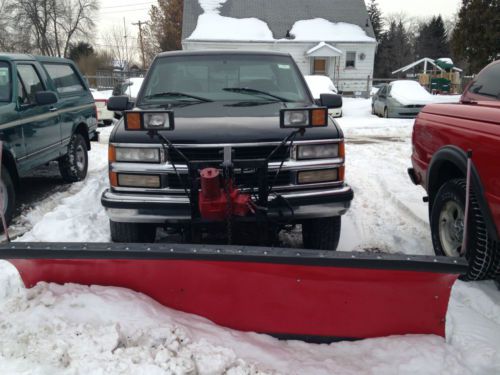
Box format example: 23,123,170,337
415,16,450,60
366,0,383,41
375,21,413,78
451,0,500,73
143,0,184,65
68,42,95,62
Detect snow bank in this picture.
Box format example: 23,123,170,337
13,127,113,242
288,18,375,42
304,75,338,98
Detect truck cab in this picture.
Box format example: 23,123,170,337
0,54,98,226
102,51,353,249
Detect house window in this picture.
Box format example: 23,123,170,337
312,58,327,75
346,52,356,68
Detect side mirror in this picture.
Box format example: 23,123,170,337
320,93,342,109
107,96,130,111
35,91,58,106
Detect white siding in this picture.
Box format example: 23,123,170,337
183,40,376,95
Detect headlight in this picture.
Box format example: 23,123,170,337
296,144,339,160
115,147,161,163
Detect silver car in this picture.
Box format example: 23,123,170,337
371,81,427,118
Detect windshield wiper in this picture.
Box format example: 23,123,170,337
223,87,292,103
144,92,213,102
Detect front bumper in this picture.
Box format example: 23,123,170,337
390,106,424,118
102,186,354,224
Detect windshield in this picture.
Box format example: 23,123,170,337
0,62,11,102
138,54,311,106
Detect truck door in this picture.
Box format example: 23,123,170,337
16,63,60,164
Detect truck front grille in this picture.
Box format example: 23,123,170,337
167,170,292,190
169,145,290,164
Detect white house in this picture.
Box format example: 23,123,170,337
182,0,377,95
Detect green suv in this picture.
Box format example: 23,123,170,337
0,54,98,226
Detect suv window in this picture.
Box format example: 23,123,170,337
469,63,500,100
0,62,11,102
44,63,85,94
17,64,45,104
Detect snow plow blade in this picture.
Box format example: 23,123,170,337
1,243,467,342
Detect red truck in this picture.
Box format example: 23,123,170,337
409,60,500,280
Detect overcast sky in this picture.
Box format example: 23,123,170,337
95,0,462,51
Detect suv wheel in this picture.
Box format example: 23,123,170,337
302,217,341,250
59,133,88,182
110,220,157,243
0,166,15,230
430,178,495,280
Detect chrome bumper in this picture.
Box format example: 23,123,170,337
102,186,353,224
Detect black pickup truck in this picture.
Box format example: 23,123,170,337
102,51,353,249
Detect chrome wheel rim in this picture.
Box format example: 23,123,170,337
76,144,86,171
439,201,464,257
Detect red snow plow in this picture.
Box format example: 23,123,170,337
2,243,467,342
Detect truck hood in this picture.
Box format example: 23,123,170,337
111,101,342,144
421,102,500,126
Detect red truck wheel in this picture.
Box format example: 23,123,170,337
430,178,494,280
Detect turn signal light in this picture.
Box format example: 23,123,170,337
311,108,328,127
108,145,116,163
125,112,142,130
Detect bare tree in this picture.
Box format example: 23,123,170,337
7,0,98,57
103,24,137,70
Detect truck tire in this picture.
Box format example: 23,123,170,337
430,178,494,280
0,165,15,229
302,216,341,250
110,220,157,243
59,133,88,182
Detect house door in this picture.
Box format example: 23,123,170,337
312,58,327,75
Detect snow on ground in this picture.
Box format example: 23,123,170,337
1,98,500,374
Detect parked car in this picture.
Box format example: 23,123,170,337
409,60,500,281
0,53,97,226
304,75,342,117
102,51,352,248
90,89,114,126
372,80,431,118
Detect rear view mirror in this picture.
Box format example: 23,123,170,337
320,93,342,109
107,96,130,111
35,91,58,106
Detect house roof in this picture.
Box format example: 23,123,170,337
182,0,376,41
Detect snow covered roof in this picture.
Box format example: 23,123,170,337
183,0,376,42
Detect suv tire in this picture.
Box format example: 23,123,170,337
0,166,15,229
302,216,341,250
110,220,157,243
430,178,495,280
59,133,88,182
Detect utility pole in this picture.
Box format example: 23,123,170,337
133,20,147,70
123,18,129,72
